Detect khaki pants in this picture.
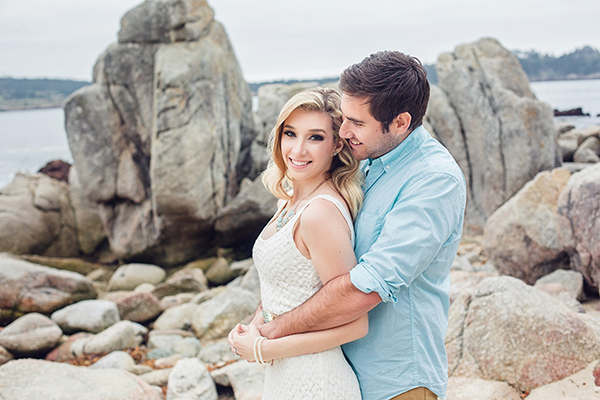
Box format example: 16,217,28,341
389,387,439,400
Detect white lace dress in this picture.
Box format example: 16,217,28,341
253,194,361,400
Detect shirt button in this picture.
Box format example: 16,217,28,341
385,166,390,170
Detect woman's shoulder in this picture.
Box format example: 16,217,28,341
301,191,352,227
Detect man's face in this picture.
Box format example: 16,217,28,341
339,94,403,160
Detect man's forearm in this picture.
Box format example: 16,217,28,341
259,272,381,339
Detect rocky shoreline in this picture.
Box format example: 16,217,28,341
1,0,600,399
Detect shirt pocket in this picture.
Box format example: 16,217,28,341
354,211,385,256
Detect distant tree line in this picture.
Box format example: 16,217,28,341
1,45,599,110
0,78,90,111
514,45,600,81
425,45,600,84
0,78,89,100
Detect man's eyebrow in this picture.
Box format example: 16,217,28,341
345,116,364,124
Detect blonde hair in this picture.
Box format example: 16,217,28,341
262,87,363,219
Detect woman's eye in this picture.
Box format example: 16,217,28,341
310,135,325,141
283,130,296,138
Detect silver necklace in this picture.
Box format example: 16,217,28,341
276,179,327,231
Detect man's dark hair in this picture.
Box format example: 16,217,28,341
339,50,430,133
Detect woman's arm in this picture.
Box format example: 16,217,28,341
230,313,367,363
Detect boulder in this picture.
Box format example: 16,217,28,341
153,302,197,331
147,332,201,359
51,299,120,334
0,359,162,400
115,291,162,322
573,136,600,163
0,313,63,357
576,125,600,145
192,287,259,342
205,257,237,286
18,254,104,276
483,168,571,284
45,332,93,362
166,357,218,400
0,255,97,320
214,176,278,250
64,0,255,267
160,293,196,310
449,270,498,304
425,38,559,233
107,263,167,291
526,361,600,400
231,263,261,297
534,269,585,301
38,160,71,182
198,338,238,366
139,367,173,387
89,350,152,375
211,361,265,400
71,320,147,356
557,163,600,291
446,377,521,400
0,345,12,367
557,132,579,162
152,268,208,299
446,276,600,391
0,173,78,257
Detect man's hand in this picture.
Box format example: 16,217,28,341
259,318,284,339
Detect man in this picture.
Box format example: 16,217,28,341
259,51,466,400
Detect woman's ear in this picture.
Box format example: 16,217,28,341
333,139,344,156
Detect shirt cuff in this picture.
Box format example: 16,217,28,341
350,262,398,303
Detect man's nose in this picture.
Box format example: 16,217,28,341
339,119,351,138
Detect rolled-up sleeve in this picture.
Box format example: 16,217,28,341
350,171,465,303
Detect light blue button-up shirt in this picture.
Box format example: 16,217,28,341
342,125,466,400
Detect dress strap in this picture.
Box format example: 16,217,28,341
295,194,355,245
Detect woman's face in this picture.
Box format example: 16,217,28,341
279,109,342,184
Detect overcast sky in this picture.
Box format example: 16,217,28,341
1,0,599,83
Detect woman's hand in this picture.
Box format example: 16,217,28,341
228,323,261,362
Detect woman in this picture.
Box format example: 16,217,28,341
228,87,366,399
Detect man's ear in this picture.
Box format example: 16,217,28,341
391,112,412,136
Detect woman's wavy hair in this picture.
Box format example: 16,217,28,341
262,87,363,219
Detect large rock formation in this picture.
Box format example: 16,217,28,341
557,163,600,291
64,0,255,266
483,168,571,283
425,38,560,233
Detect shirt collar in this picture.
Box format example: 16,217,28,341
368,125,428,170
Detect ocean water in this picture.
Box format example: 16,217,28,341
0,108,72,189
0,79,599,189
531,78,600,129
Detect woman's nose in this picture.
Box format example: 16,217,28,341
292,139,307,154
